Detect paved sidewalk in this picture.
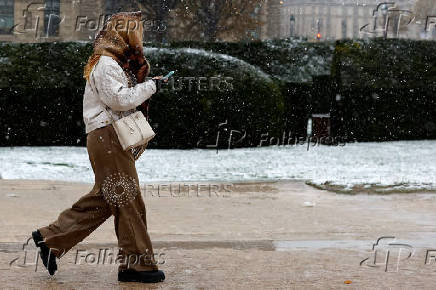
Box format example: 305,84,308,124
1,180,436,289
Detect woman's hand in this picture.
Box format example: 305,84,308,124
151,76,167,94
152,75,169,83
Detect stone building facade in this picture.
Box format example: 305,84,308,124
0,0,268,43
0,0,113,43
265,0,425,40
0,0,431,43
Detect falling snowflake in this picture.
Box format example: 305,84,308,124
101,172,139,207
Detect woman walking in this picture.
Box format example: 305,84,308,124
31,11,165,284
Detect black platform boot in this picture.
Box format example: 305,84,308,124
31,230,58,275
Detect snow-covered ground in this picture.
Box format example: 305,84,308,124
0,140,435,192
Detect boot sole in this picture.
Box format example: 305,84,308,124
118,272,165,283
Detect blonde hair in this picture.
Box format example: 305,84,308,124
83,11,144,81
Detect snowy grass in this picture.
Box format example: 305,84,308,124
0,140,435,193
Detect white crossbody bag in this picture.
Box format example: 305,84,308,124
112,110,155,150
90,66,156,152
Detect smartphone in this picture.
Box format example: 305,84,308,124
162,71,175,80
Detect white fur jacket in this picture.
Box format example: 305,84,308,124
83,55,157,134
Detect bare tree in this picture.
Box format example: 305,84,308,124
136,0,180,42
103,0,265,42
105,0,139,14
104,0,179,43
174,0,265,42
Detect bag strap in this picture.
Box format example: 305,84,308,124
122,118,136,133
133,115,146,140
122,114,146,140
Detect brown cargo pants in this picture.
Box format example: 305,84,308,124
38,124,158,272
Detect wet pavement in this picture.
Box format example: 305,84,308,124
1,180,436,289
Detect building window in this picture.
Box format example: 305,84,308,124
44,0,60,37
342,19,347,39
290,14,295,37
0,0,14,35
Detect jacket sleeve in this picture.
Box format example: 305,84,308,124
93,57,156,112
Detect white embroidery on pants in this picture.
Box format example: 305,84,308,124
101,172,138,207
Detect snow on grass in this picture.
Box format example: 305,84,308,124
0,140,435,192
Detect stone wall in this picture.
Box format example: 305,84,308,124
0,0,106,43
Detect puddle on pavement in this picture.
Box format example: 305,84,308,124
274,232,436,251
273,240,371,251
